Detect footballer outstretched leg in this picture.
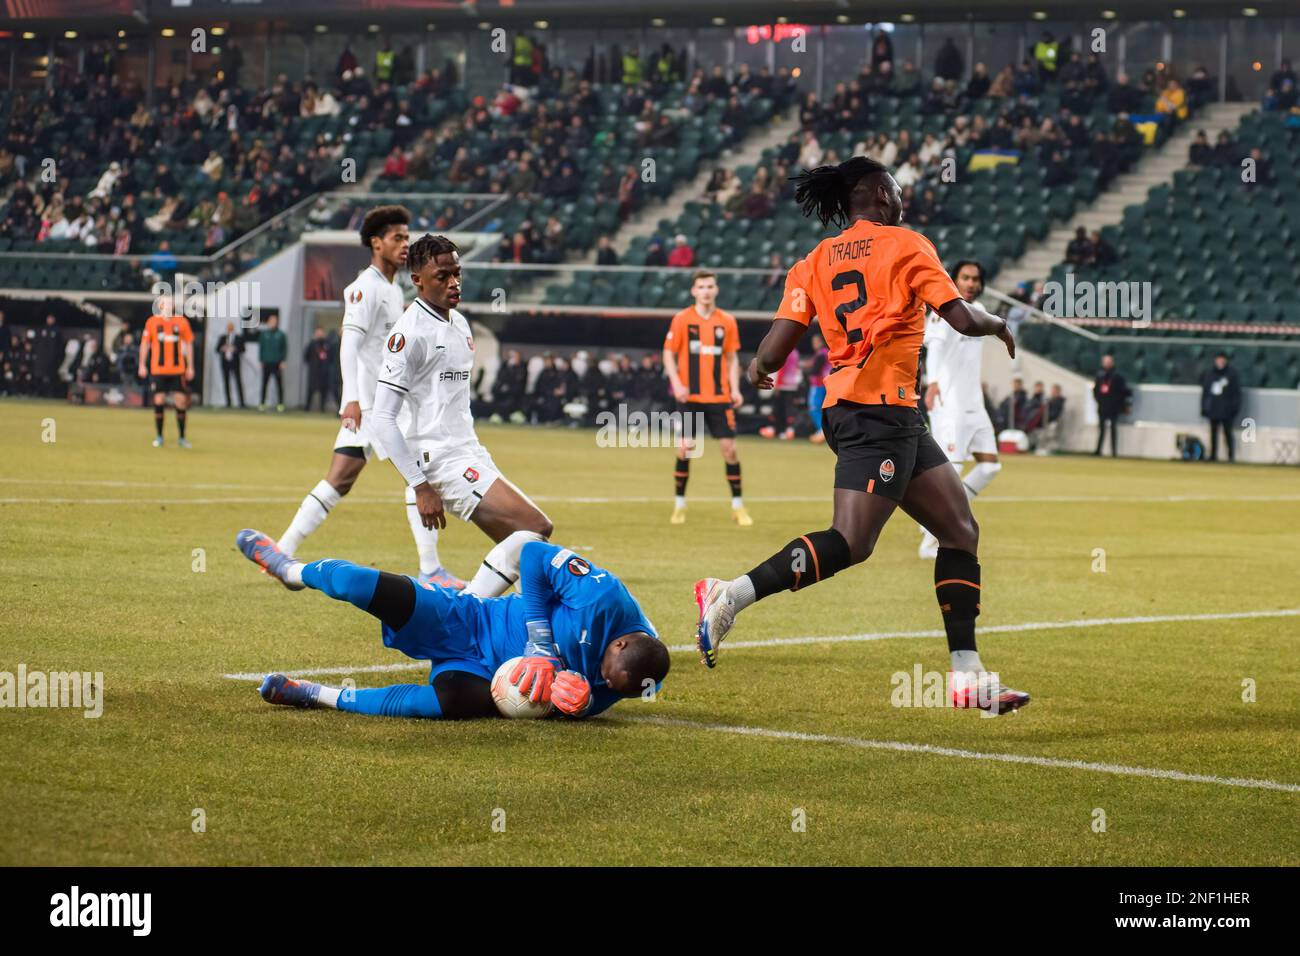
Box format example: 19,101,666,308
259,673,323,708
236,529,306,590
693,577,737,668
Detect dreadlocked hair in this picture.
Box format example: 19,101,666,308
791,156,888,229
407,234,459,272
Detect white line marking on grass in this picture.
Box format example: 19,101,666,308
620,716,1300,794
8,492,1300,507
221,607,1300,681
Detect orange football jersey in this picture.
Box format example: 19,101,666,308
664,305,740,403
777,220,959,408
141,314,194,375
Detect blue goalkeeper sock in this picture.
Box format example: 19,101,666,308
301,558,380,609
337,683,443,719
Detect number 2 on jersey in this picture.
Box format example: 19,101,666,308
831,270,867,343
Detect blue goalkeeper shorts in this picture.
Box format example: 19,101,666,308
381,582,496,683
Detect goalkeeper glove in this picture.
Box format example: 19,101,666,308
551,670,593,717
510,653,560,704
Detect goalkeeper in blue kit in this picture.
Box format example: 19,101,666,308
236,530,669,719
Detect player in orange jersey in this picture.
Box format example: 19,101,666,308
692,157,1030,715
138,296,195,448
663,270,751,527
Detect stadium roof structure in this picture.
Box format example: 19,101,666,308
1,0,1293,30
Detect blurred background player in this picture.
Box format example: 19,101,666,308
663,269,751,526
277,206,462,588
137,296,194,448
692,157,1029,715
919,260,1001,559
371,233,553,598
236,532,668,721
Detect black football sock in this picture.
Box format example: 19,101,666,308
725,461,742,499
746,528,852,600
153,407,165,437
935,547,981,653
674,456,690,497
176,409,187,439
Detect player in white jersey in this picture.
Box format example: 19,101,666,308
919,260,1001,559
370,234,553,598
277,206,463,588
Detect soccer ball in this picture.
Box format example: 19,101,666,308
490,657,554,720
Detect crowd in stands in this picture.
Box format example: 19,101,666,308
0,310,138,397
1261,60,1298,113
628,35,1201,270
0,44,460,274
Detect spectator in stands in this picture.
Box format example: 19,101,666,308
1090,230,1117,267
1212,130,1241,167
1188,129,1212,167
798,129,822,169
741,181,774,220
1263,78,1298,112
1022,381,1047,432
596,235,619,266
1156,79,1189,121
1042,149,1074,187
871,31,893,71
531,353,575,424
215,321,246,409
1108,72,1144,114
34,314,63,398
966,62,991,100
644,239,667,267
999,377,1028,431
1246,147,1275,186
617,165,641,220
303,327,334,412
1093,353,1130,457
1065,227,1093,267
1268,59,1296,95
380,147,408,179
893,59,923,95
1037,385,1066,455
894,153,922,188
490,349,528,423
1186,66,1214,110
256,313,287,413
935,39,964,84
1201,352,1242,463
1034,32,1059,83
667,234,695,268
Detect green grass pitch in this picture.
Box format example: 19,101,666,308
1,399,1297,865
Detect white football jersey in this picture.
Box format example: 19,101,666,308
376,297,479,455
923,309,984,413
340,264,406,411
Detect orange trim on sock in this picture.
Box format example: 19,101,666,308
935,578,981,590
799,534,821,582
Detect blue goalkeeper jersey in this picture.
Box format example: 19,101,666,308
477,543,659,717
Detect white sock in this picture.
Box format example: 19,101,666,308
405,484,444,575
727,574,756,613
962,461,1002,498
279,479,341,557
731,496,744,509
316,685,341,709
674,495,686,509
466,530,547,597
950,650,985,674
285,561,304,587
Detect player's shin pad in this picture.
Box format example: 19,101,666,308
747,528,852,600
935,547,981,653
